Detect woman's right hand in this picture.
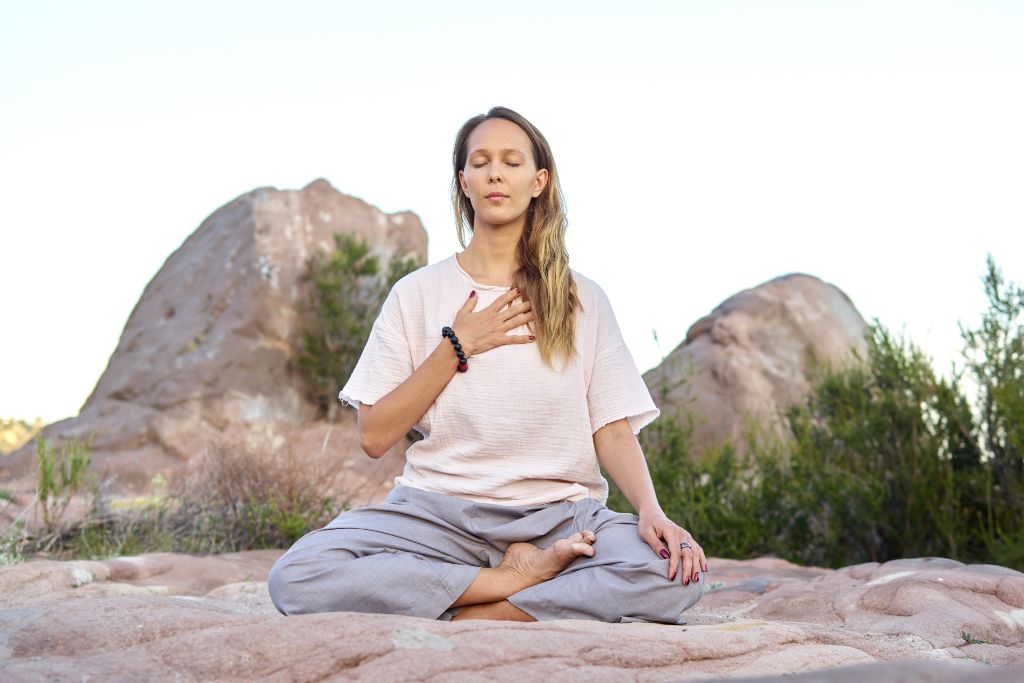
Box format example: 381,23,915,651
451,288,535,357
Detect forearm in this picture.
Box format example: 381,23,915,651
360,340,460,457
594,419,662,515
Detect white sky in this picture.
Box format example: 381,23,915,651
1,1,1022,423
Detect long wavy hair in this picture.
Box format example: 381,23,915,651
451,106,580,368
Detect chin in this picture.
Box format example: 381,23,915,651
476,208,526,227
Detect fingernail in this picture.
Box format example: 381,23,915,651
470,291,476,298
693,572,699,582
529,335,535,341
659,549,669,559
684,577,689,585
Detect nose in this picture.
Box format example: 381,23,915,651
487,161,503,183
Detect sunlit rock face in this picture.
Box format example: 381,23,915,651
1,553,1021,679
645,273,869,456
1,179,424,501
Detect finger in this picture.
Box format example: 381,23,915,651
461,290,477,309
667,528,682,582
696,545,708,574
505,334,536,345
501,300,532,322
677,529,695,584
489,287,520,310
502,312,535,331
687,535,708,574
639,527,666,560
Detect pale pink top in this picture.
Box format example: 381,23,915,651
339,253,659,506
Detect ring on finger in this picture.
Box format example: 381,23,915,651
680,542,692,550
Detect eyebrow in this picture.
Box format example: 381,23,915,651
468,147,527,157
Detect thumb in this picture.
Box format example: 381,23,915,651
640,529,669,560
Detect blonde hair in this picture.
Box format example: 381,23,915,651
451,106,580,368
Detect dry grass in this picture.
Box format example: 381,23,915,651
4,426,348,560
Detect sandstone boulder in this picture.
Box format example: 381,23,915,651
1,179,421,501
644,273,869,455
0,553,1020,680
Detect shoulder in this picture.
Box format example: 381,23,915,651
389,256,454,299
570,268,612,313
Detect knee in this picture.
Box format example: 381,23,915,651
624,560,706,624
267,553,299,615
268,551,328,616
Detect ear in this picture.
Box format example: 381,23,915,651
458,169,469,195
532,168,549,198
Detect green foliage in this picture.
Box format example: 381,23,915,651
35,435,95,534
296,233,420,421
609,257,1024,570
12,431,346,561
959,255,1024,564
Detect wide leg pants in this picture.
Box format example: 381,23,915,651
268,484,704,624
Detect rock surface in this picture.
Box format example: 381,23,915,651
643,273,869,455
1,553,1020,681
1,179,420,500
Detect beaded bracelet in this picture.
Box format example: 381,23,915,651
441,326,468,372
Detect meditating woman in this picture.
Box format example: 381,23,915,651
268,106,708,623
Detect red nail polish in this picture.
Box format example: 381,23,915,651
684,577,689,585
529,335,535,340
470,291,476,298
659,549,669,559
693,573,699,582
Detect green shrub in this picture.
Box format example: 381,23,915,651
609,257,1024,570
14,429,346,561
35,435,95,534
296,233,420,422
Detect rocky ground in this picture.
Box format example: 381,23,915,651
1,552,1022,681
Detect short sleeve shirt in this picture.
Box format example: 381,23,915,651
339,253,659,506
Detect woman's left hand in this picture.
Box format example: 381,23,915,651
637,507,708,585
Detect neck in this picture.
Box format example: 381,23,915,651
460,217,523,284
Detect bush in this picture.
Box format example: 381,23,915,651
35,435,95,534
608,257,1024,570
9,429,346,560
296,233,420,422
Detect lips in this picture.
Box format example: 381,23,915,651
485,193,509,199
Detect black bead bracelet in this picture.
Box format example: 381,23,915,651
442,326,468,372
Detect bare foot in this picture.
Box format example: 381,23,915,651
499,530,597,589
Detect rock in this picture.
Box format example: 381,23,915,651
644,273,869,455
0,180,421,504
0,553,1020,680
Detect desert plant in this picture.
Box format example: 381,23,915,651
35,434,95,534
296,233,420,422
18,427,348,560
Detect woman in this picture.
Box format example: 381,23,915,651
268,107,708,623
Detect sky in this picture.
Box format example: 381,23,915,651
1,1,1022,423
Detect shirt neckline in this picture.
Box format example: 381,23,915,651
450,252,513,292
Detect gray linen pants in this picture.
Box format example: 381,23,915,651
268,484,704,623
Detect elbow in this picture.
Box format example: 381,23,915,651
358,425,390,459
359,433,387,459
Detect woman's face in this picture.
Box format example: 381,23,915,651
458,117,549,230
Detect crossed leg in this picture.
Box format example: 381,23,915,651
451,531,597,621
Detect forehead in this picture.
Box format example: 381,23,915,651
466,118,532,156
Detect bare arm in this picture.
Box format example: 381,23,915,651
594,417,708,583
593,418,660,515
357,288,535,458
357,339,462,457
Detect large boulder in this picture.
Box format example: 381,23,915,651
0,552,1020,679
644,273,869,455
0,179,422,500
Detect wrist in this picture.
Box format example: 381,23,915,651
637,501,663,518
441,326,469,372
